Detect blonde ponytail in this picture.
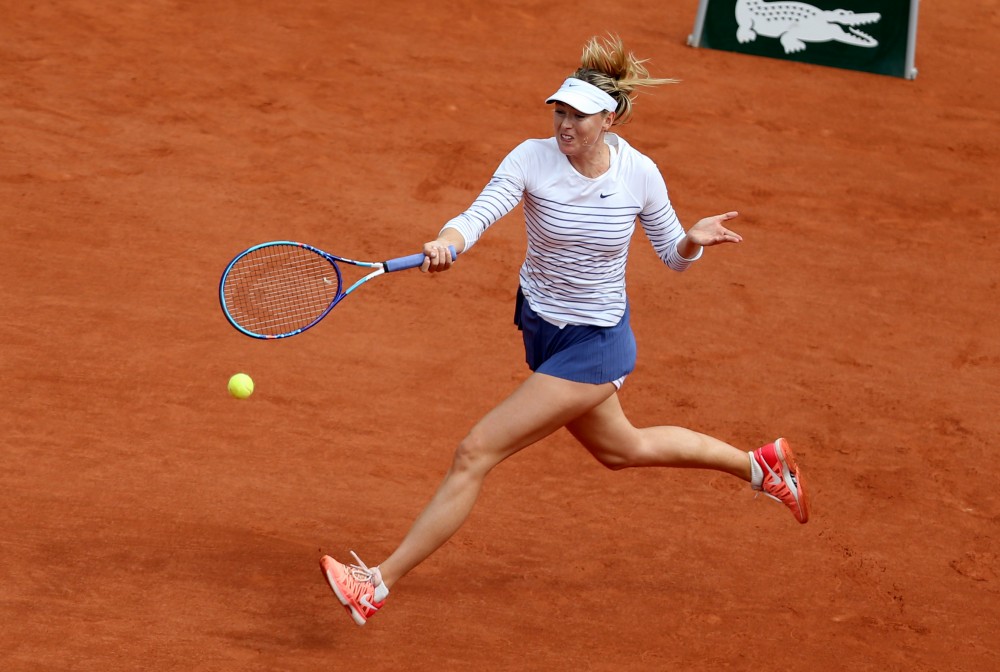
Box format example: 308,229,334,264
572,35,677,125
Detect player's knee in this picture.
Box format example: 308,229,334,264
450,430,497,476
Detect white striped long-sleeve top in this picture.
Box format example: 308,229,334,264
441,133,700,327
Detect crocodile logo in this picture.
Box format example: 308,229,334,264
735,0,880,54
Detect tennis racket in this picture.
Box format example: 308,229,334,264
219,241,455,339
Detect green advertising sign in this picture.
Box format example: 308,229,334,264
688,0,919,79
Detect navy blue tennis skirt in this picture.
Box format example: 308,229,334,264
514,288,636,385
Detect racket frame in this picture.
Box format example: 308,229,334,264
219,241,445,340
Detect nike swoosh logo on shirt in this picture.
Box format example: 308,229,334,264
600,192,615,199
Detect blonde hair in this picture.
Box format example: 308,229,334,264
572,35,677,125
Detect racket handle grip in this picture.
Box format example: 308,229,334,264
384,245,457,273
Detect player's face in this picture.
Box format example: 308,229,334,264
552,102,612,156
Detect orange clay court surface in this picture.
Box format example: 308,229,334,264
1,1,998,670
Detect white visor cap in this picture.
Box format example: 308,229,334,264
545,78,617,115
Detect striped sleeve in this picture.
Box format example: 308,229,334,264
638,165,702,271
439,151,525,250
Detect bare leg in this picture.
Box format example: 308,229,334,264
566,393,751,479
378,374,616,588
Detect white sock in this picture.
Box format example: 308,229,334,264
748,451,764,490
373,572,390,602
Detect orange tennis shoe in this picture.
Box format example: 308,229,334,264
751,438,809,523
320,551,389,626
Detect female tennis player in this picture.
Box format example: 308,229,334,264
320,35,809,626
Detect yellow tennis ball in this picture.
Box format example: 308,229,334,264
228,373,254,399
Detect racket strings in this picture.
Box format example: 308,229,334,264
222,245,341,336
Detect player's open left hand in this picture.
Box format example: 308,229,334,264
686,211,742,246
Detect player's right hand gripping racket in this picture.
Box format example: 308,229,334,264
219,241,456,339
